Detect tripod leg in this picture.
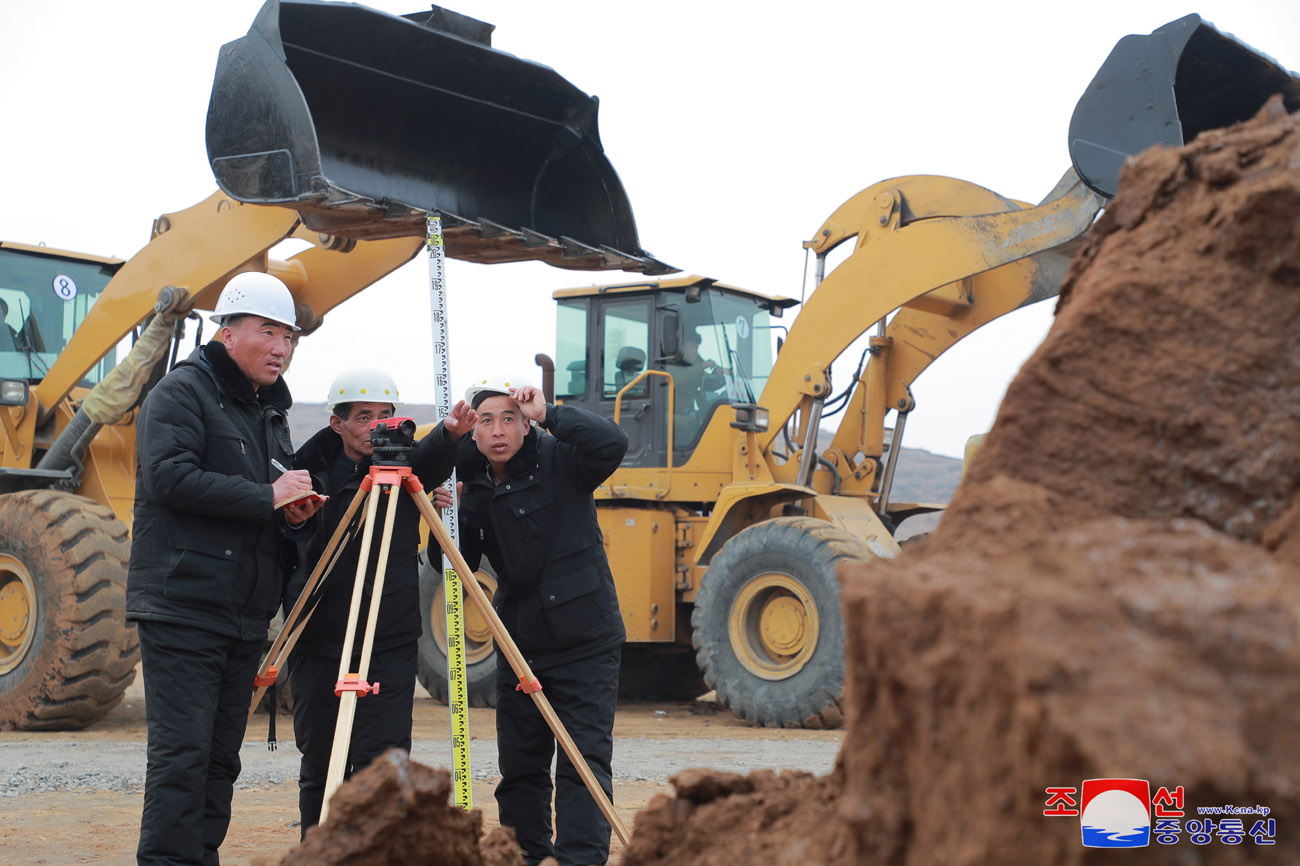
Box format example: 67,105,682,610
352,479,402,685
318,482,384,823
409,488,631,847
320,480,404,824
248,484,371,724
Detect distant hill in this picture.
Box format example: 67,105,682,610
287,403,962,535
889,446,963,504
888,446,961,538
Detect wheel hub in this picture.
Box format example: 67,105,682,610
431,570,497,665
728,571,819,681
759,596,807,655
0,554,37,672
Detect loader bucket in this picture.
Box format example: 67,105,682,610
1069,13,1300,197
206,0,671,274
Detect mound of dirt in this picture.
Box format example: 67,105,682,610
622,768,851,865
624,99,1300,865
839,96,1300,866
253,749,523,866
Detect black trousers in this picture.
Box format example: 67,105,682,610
136,619,264,866
289,642,417,835
496,647,620,866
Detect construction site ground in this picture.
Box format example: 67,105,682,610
0,665,842,865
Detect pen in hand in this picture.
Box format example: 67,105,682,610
271,459,290,474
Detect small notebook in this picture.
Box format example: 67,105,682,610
275,490,328,510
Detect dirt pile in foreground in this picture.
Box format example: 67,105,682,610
624,99,1300,866
253,750,522,866
622,768,850,865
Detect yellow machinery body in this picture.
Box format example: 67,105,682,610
528,169,1105,727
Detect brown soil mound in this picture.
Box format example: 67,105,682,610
623,99,1300,865
622,768,852,865
253,749,523,866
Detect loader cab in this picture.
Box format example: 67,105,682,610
551,276,795,467
0,244,121,385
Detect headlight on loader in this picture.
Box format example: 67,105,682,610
0,379,28,406
730,404,769,433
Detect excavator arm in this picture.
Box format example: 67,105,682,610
820,172,1098,492
757,171,1105,465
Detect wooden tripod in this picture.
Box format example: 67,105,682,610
250,461,631,844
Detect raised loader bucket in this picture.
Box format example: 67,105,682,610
206,0,671,274
1069,13,1300,198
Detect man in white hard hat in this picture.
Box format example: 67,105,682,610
285,369,473,835
455,375,628,866
127,271,325,866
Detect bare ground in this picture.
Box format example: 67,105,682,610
1,666,842,865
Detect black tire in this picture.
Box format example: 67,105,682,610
618,643,709,703
0,490,139,731
417,551,498,707
691,516,871,729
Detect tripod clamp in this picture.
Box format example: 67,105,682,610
361,463,424,493
334,674,380,697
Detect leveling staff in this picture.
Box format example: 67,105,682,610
287,369,469,835
456,376,628,866
127,273,324,866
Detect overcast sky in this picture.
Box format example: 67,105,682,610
3,1,1298,457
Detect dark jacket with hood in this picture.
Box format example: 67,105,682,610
289,422,459,658
456,403,628,672
127,340,299,642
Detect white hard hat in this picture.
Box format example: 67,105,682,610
326,368,403,414
465,374,533,409
212,272,299,330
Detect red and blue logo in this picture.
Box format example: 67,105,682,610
1080,779,1151,848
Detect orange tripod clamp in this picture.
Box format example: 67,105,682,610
335,674,380,697
253,666,279,688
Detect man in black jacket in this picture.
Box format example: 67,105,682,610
456,376,628,866
287,368,472,834
127,272,323,866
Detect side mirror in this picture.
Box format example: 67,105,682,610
661,310,680,357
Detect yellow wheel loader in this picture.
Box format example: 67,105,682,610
415,14,1300,727
0,0,666,731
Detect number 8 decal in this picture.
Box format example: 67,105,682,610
52,274,78,301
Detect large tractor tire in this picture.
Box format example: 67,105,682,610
618,643,709,702
691,516,872,729
417,552,498,707
0,490,139,730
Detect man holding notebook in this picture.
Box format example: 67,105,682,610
127,272,323,866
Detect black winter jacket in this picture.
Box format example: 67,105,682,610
289,422,459,658
127,341,299,641
456,403,628,671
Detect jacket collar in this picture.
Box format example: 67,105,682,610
188,339,293,410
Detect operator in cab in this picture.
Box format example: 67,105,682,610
455,376,628,866
127,272,324,866
286,369,473,834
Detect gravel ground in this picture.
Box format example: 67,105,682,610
0,735,839,796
